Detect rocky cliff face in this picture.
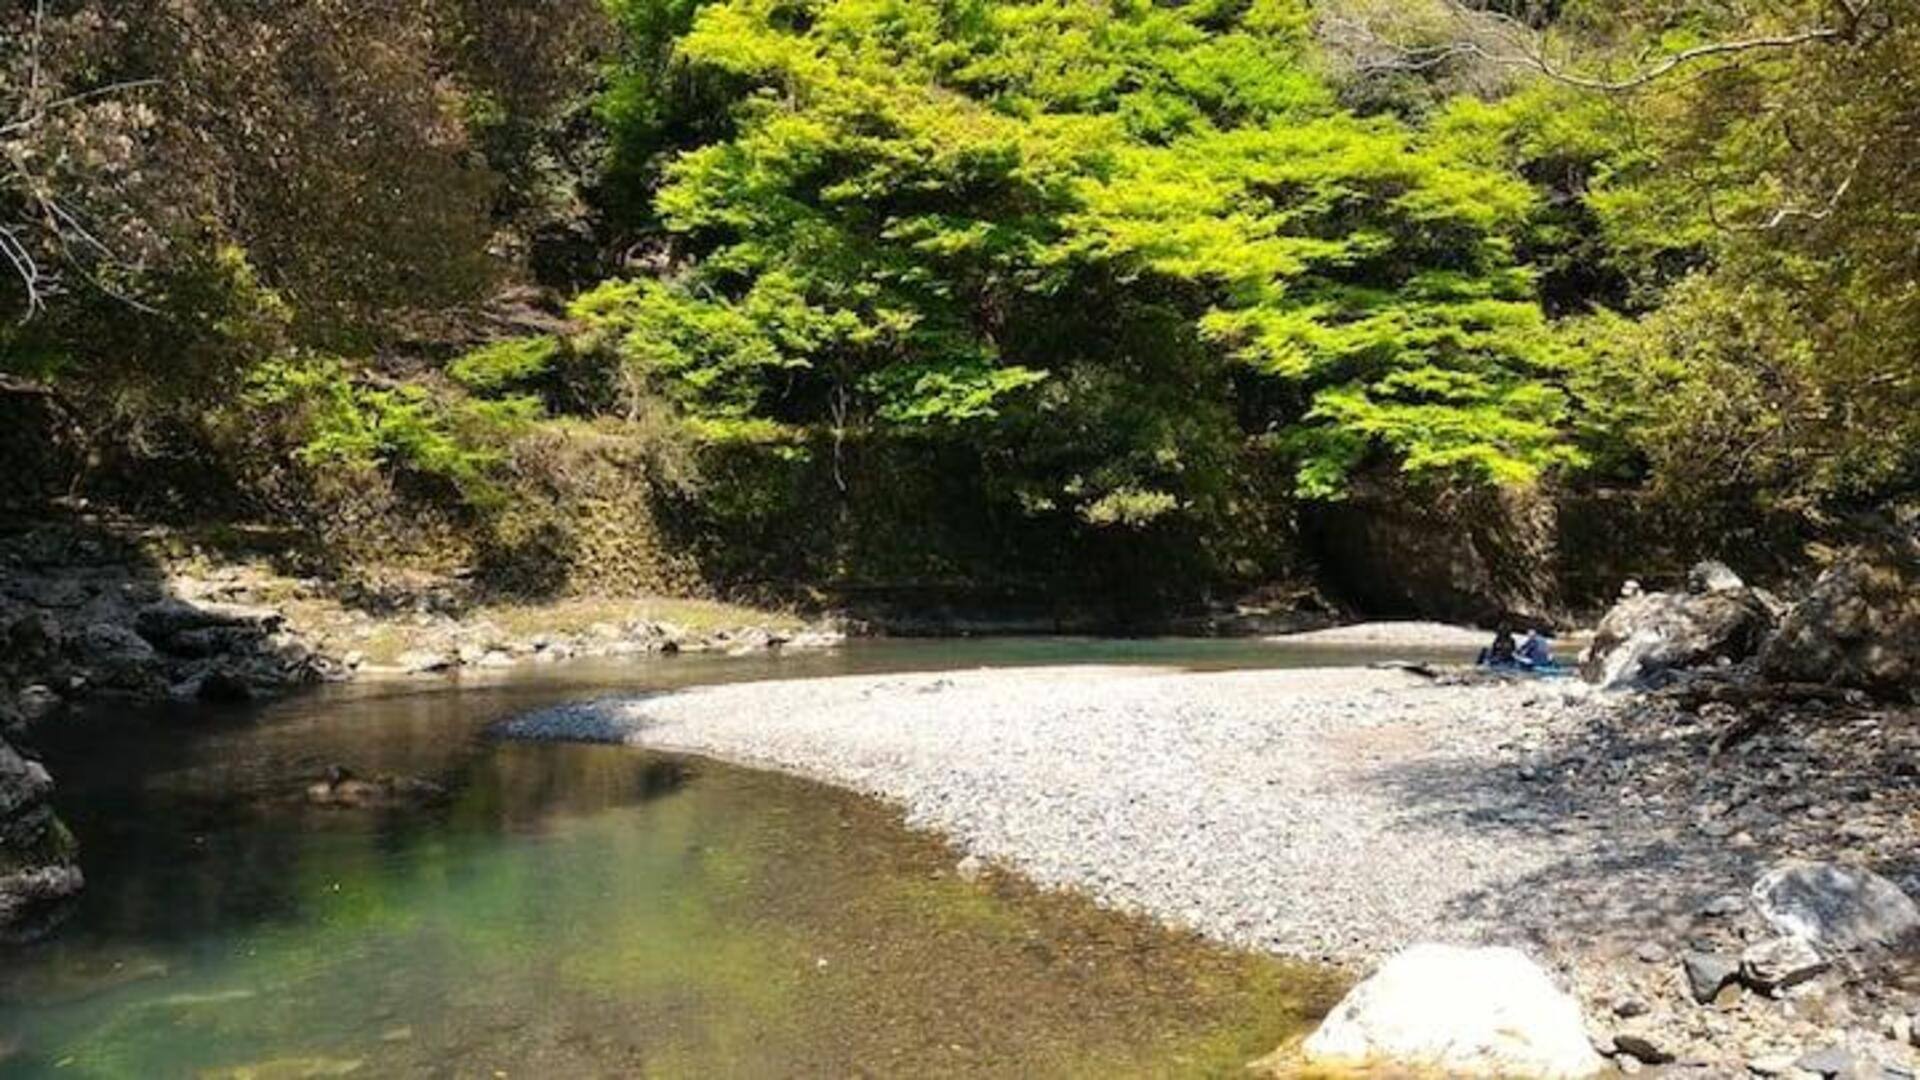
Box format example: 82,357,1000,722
1303,480,1563,627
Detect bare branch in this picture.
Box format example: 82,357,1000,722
0,225,47,318
1329,0,1862,94
1748,154,1863,231
0,78,165,138
1463,28,1846,92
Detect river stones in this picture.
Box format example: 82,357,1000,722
1301,943,1604,1078
1741,935,1829,993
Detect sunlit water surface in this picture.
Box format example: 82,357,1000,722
1,637,1467,1078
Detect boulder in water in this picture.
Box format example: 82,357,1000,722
1300,943,1604,1078
305,766,448,810
0,735,83,943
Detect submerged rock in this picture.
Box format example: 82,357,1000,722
1300,943,1604,1078
305,766,448,810
1752,860,1920,952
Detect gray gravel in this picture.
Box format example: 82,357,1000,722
499,665,1664,965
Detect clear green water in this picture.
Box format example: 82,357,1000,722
0,639,1427,1078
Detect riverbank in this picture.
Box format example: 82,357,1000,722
500,665,1920,1075
0,515,841,719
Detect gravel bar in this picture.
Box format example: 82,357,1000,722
495,665,1716,967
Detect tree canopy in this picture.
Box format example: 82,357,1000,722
3,0,1915,594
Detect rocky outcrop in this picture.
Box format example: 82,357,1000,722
1299,944,1604,1078
0,724,82,944
0,521,332,711
1303,480,1562,627
1761,533,1920,700
1581,562,1775,688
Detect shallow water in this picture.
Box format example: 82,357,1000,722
1,638,1444,1078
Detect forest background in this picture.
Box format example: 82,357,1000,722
3,0,1912,622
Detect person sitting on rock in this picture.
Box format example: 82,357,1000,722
1477,628,1518,668
1517,629,1553,669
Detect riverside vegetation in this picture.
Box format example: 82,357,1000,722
3,0,1915,614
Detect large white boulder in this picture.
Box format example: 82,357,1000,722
1303,943,1605,1078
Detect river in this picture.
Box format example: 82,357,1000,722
0,638,1463,1078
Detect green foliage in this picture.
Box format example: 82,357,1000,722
247,357,538,509
586,0,1595,509
449,336,565,394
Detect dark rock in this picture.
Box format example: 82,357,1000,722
1741,935,1830,993
1582,580,1775,688
0,736,83,944
73,622,162,692
133,599,283,644
161,626,266,659
1761,532,1920,700
1302,479,1562,626
1611,1033,1675,1065
1753,861,1920,952
194,668,255,704
1683,951,1743,1004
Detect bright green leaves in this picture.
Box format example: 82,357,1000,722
572,277,814,423
449,336,564,395
593,0,1597,508
246,356,538,508
866,362,1047,425
1077,106,1575,495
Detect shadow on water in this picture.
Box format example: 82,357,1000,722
3,641,1357,1078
